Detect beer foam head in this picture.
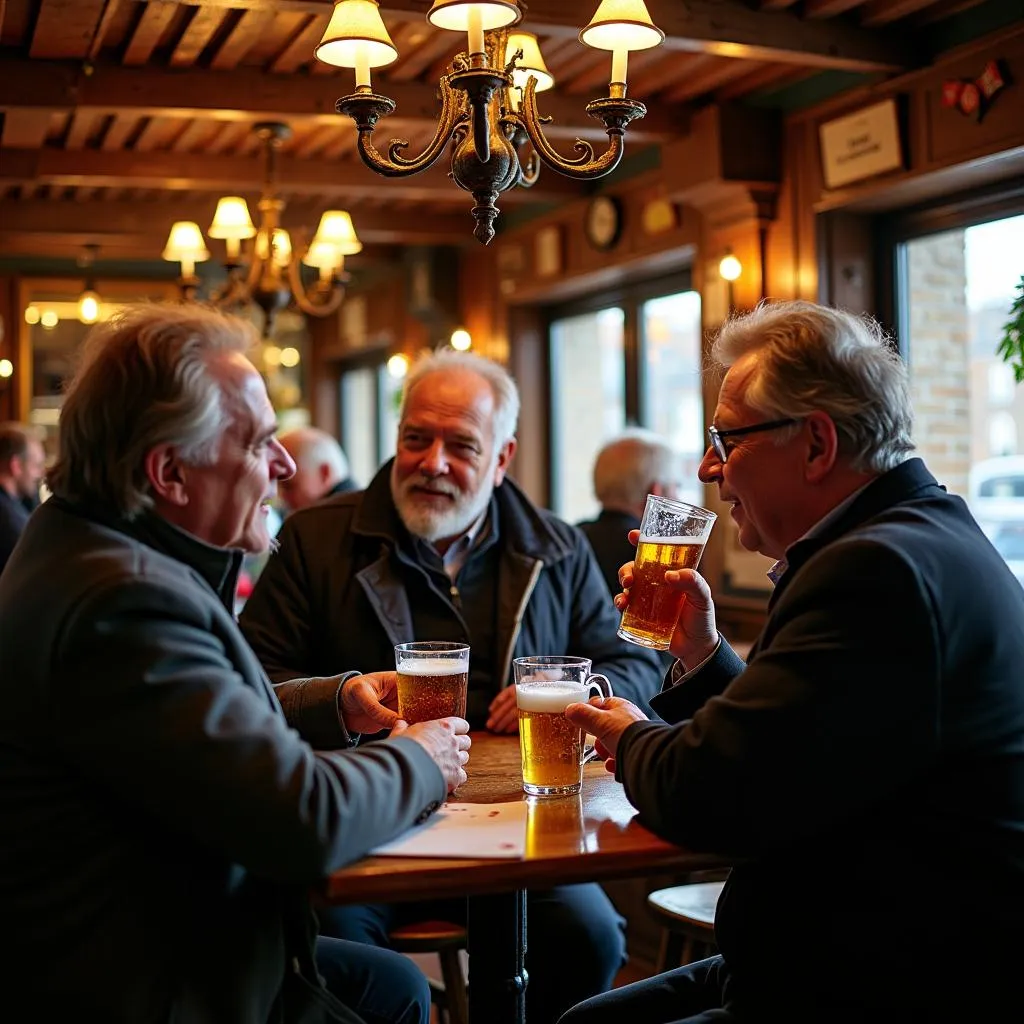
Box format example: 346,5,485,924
398,657,466,677
638,535,706,545
516,682,588,713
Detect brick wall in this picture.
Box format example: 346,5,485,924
907,229,970,496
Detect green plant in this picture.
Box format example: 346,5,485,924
996,275,1024,382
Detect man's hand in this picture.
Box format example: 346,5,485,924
393,717,472,792
565,696,648,774
486,686,519,734
615,528,719,668
339,672,400,733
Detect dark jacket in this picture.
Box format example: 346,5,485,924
240,462,662,711
0,486,30,576
616,459,1024,1018
577,508,641,599
0,497,447,1023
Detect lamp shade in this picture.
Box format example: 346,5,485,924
208,196,256,240
315,0,399,68
302,241,346,271
162,221,210,263
506,32,554,93
579,0,664,51
311,210,363,255
427,0,521,32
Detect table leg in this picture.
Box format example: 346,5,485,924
467,889,527,1024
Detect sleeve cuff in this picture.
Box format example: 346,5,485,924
273,672,357,751
668,638,722,687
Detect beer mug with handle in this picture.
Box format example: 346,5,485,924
513,656,612,797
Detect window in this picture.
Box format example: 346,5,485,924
896,207,1024,579
338,357,406,488
545,272,702,522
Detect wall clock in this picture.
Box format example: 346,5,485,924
584,195,623,251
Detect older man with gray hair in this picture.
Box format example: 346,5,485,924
578,428,682,600
562,300,1024,1024
0,303,470,1024
278,426,358,513
0,421,46,575
241,346,665,1024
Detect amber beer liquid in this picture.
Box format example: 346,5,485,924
517,683,589,797
618,538,704,650
396,658,468,724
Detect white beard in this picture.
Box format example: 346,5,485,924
391,462,496,545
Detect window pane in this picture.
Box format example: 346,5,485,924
378,365,402,466
903,213,1024,585
550,308,626,522
341,367,378,488
641,290,704,505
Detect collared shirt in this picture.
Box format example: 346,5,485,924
435,507,490,582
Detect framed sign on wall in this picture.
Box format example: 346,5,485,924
819,97,905,190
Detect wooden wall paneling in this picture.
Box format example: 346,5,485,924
0,274,18,421
505,303,548,509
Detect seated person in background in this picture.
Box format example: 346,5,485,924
240,347,665,1024
577,428,682,600
0,421,46,575
0,304,470,1024
279,425,358,513
562,300,1024,1024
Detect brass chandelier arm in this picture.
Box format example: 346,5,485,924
338,80,465,177
285,257,346,318
517,77,647,181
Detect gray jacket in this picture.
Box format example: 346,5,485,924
0,497,447,1023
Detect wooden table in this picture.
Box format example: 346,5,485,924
320,732,730,1024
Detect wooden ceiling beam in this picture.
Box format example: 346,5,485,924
365,0,912,72
0,198,474,246
0,146,586,204
164,0,910,71
0,59,681,143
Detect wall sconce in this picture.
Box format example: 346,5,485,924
719,252,742,283
450,328,472,351
387,353,410,379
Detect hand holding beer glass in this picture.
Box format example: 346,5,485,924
617,495,716,651
394,642,469,724
514,656,611,797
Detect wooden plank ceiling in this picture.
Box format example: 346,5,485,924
0,0,989,260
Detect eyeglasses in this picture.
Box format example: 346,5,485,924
707,418,798,463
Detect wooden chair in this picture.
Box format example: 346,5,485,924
389,920,469,1024
647,880,725,973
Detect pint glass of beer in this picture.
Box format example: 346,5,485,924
513,656,611,797
394,641,470,724
617,495,716,651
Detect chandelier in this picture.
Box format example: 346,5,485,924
315,0,664,244
161,122,363,326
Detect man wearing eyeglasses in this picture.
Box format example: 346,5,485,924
563,300,1024,1024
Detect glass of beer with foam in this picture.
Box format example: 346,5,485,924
617,495,716,651
513,656,611,797
394,641,470,724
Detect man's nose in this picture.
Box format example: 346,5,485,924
419,439,449,476
272,439,296,480
697,446,722,484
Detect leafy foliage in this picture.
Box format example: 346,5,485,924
996,275,1024,383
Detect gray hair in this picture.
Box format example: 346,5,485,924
711,301,914,473
280,426,350,479
48,303,258,518
400,348,520,446
594,429,679,508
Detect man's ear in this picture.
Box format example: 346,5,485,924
803,412,839,483
493,437,518,486
144,444,190,507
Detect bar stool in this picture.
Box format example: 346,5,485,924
647,880,725,972
389,920,469,1024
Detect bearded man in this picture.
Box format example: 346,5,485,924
240,348,663,1024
